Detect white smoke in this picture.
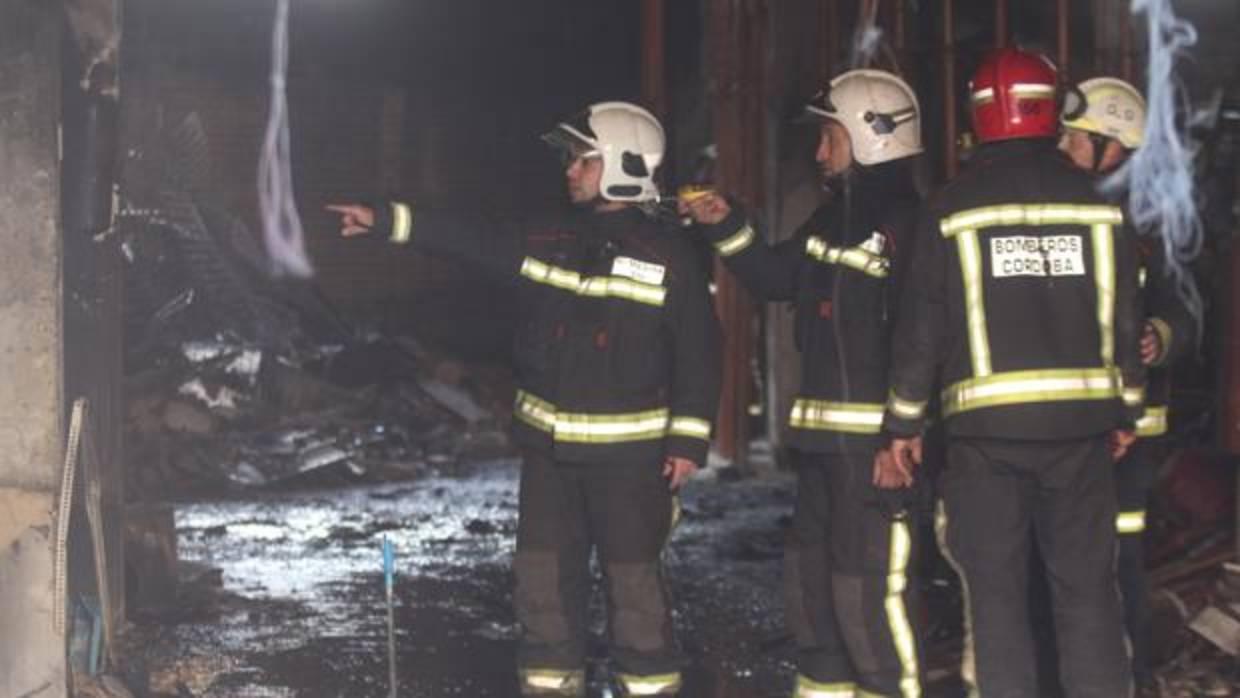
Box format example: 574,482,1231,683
851,25,884,68
849,3,883,68
257,0,314,278
1104,0,1203,325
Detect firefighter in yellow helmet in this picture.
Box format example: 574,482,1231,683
1061,76,1196,691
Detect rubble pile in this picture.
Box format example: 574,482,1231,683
119,112,511,500
125,335,512,499
1145,449,1239,696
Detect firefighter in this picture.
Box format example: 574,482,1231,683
327,101,721,696
1061,76,1196,690
878,48,1145,698
682,69,923,698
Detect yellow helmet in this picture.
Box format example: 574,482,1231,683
1061,77,1146,149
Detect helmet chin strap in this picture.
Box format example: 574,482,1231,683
1089,134,1111,173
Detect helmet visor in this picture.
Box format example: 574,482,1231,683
541,126,600,166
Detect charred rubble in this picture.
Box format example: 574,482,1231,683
117,113,511,500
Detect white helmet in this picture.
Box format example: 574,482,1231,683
1061,77,1146,149
805,69,922,166
542,101,666,203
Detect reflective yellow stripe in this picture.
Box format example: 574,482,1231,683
617,672,682,695
519,257,667,307
885,519,921,698
1092,223,1116,366
390,202,413,244
519,668,584,693
1122,386,1145,408
941,367,1121,417
715,224,755,256
1116,510,1147,534
805,236,889,278
668,416,712,441
939,204,1123,238
789,399,885,434
1136,406,1168,437
513,391,558,433
887,390,928,421
955,230,992,376
514,391,712,445
794,676,856,698
935,502,980,698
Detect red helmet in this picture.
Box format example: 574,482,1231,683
969,48,1059,143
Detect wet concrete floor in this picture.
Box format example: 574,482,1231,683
132,459,829,697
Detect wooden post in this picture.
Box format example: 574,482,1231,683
1057,0,1071,73
707,0,765,465
995,0,1008,47
641,0,668,118
943,0,958,179
821,0,839,78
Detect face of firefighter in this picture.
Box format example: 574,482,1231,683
816,120,854,180
1059,128,1128,173
564,152,604,205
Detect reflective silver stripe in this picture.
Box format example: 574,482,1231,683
1092,223,1116,366
885,519,921,698
939,204,1123,238
936,502,980,698
805,236,890,278
970,87,995,105
1116,511,1146,534
715,224,755,256
668,416,712,441
1136,406,1168,437
520,257,667,307
1009,83,1056,98
955,230,992,376
887,391,928,421
941,368,1121,417
789,399,885,434
390,202,413,244
514,391,709,444
617,673,682,695
1122,386,1145,408
794,676,856,698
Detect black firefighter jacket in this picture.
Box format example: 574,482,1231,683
1134,237,1196,439
372,201,722,468
696,164,919,456
883,139,1146,440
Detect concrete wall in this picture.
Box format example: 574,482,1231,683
0,0,68,694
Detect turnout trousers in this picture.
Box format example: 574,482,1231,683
1114,440,1164,685
936,436,1131,698
513,450,682,696
785,451,922,698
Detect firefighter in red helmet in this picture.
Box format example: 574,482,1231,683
877,48,1145,697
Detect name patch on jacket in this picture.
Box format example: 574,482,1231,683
989,235,1085,278
611,256,666,286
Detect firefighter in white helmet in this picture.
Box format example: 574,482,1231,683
1061,76,1196,692
683,69,924,697
328,101,721,696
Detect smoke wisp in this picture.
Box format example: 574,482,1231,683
258,0,314,278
